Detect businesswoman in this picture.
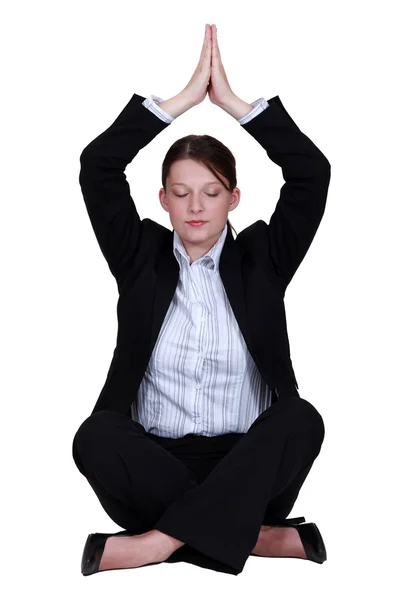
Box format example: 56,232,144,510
72,23,331,577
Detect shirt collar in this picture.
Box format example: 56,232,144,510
173,223,228,273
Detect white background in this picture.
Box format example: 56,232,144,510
2,0,399,597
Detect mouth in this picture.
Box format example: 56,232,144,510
187,221,207,227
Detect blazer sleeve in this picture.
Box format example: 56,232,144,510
240,95,331,292
79,92,171,285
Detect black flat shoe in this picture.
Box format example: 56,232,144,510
262,516,327,564
81,530,132,576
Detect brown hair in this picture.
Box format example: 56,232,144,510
161,134,238,238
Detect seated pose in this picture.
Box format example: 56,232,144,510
72,23,331,577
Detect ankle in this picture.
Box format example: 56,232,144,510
253,526,306,559
150,529,186,553
252,526,289,556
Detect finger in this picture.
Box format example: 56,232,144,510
211,24,221,61
199,24,208,56
205,24,211,57
200,24,211,63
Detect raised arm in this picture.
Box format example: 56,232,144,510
207,23,331,292
79,94,171,286
238,95,331,292
79,25,214,288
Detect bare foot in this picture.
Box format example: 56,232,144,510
98,531,179,572
251,526,307,559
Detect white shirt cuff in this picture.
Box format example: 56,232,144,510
238,98,270,125
142,95,174,123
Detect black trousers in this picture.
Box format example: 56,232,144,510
72,395,325,575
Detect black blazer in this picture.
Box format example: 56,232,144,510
79,92,331,417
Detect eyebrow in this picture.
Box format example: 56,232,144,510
170,181,221,187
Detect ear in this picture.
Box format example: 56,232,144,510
159,188,170,213
229,187,241,212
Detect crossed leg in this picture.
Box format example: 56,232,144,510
72,396,324,574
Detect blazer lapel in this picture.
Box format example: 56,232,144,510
149,237,180,353
219,225,254,354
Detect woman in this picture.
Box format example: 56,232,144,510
72,23,331,577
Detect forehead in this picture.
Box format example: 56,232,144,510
168,159,226,186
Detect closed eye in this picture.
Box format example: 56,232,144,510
175,193,218,197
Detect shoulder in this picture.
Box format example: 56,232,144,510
142,218,173,244
235,219,268,249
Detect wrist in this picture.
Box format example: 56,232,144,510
219,94,254,120
158,92,195,118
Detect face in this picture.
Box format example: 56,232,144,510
159,159,240,264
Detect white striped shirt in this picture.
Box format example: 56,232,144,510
130,95,271,438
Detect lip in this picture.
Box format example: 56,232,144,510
187,221,207,227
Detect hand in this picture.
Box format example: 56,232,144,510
180,24,212,107
207,24,236,107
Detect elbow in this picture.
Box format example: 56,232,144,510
80,147,92,163
315,157,331,185
80,139,101,163
319,156,331,176
79,145,99,166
